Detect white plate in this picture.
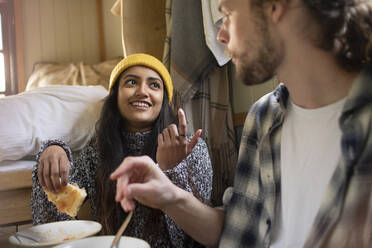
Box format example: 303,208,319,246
9,220,102,248
54,235,150,248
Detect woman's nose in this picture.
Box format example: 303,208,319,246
136,83,149,96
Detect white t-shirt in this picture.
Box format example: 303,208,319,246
270,97,346,248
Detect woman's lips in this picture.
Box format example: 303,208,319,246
130,101,151,110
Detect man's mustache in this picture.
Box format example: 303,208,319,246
224,48,233,58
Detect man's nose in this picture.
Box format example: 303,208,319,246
217,27,229,45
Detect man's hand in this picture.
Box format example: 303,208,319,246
110,155,181,212
110,155,225,247
156,108,202,170
38,145,70,193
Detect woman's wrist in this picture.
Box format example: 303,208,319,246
36,139,72,163
158,161,177,171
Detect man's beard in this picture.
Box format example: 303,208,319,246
236,43,280,86
230,17,282,86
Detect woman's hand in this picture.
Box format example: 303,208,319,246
156,108,202,170
110,156,181,212
38,145,70,193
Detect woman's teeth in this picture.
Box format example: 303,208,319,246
131,102,150,107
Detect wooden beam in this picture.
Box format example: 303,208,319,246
0,188,32,225
233,112,248,127
0,168,32,192
14,0,25,92
96,0,105,61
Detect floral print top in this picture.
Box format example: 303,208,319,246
31,130,213,248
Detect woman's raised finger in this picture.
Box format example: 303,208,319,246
178,108,187,136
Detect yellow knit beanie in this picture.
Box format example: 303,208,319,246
109,53,173,103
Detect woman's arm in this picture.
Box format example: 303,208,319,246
68,138,99,218
163,137,212,202
31,138,98,224
161,137,213,246
31,139,74,224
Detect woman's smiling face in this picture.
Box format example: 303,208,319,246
117,66,164,132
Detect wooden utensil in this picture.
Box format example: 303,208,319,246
110,210,133,248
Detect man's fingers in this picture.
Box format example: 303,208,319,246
120,198,135,212
187,129,202,153
178,108,187,136
127,183,152,199
111,157,137,180
116,176,129,202
110,156,152,180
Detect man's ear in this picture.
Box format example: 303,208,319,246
267,0,288,23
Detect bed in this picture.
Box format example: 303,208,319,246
0,60,116,226
0,160,35,225
1,0,165,226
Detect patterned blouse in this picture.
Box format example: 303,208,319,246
31,130,213,248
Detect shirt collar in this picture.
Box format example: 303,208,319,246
273,66,372,123
342,66,372,115
271,83,289,127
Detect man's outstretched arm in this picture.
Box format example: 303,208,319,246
110,155,225,247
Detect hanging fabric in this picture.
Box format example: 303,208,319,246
163,0,238,206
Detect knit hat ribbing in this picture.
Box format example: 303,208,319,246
109,53,173,103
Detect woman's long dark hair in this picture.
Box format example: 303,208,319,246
95,76,175,234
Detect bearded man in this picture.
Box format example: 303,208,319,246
111,0,372,247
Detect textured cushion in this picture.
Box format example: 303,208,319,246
0,85,107,161
25,58,120,91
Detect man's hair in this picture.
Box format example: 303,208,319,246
303,0,372,71
252,0,372,71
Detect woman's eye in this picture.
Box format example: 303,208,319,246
126,80,136,86
150,82,161,89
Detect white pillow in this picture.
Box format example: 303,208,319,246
0,85,108,161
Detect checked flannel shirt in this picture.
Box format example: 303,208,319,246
219,67,372,248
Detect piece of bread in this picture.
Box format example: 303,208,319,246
44,183,87,217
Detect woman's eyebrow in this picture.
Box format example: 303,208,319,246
123,74,141,79
147,77,162,82
124,74,162,82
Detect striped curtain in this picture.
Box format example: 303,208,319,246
163,0,237,206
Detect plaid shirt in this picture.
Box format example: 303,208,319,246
219,67,372,248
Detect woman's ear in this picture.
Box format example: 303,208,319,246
268,0,288,23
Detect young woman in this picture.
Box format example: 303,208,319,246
31,54,213,247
